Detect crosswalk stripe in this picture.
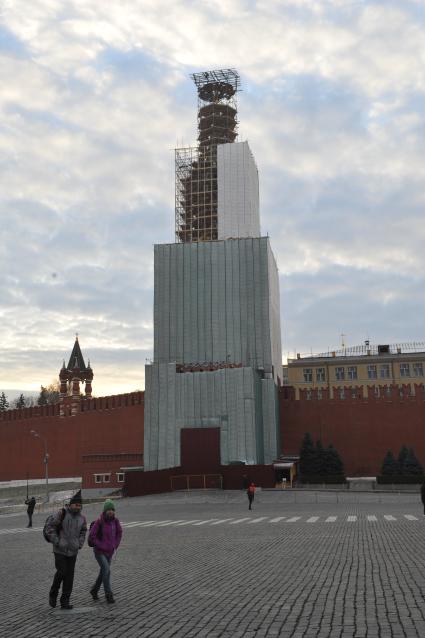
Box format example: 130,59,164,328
124,521,156,527
384,515,397,521
192,519,218,526
210,519,233,525
326,516,337,522
156,520,186,527
307,517,319,523
404,515,418,521
347,516,357,522
270,517,286,523
229,518,251,524
286,517,301,523
139,520,172,527
248,517,267,524
175,520,201,526
367,515,377,521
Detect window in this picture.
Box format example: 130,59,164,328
413,363,423,377
380,364,390,379
103,473,111,483
351,387,357,399
348,366,357,380
317,389,323,400
335,367,345,380
316,368,326,382
303,368,313,383
116,472,125,483
94,474,102,484
339,387,345,399
400,363,410,378
374,386,380,398
367,365,377,379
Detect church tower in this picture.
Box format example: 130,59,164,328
144,69,282,470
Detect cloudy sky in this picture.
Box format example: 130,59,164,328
1,0,424,397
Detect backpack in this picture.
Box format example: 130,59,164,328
88,518,103,548
43,508,66,543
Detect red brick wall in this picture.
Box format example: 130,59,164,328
279,386,425,476
0,392,144,481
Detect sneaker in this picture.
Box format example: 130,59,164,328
49,595,57,608
105,593,115,604
90,588,99,601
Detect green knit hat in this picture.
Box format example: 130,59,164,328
103,499,115,512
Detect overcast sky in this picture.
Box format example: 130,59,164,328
1,0,424,397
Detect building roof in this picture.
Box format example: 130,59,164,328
288,342,425,365
66,337,88,372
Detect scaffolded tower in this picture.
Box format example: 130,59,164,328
145,69,282,471
175,69,240,243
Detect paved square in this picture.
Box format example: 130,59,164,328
1,490,425,637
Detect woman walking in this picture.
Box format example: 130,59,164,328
89,499,122,604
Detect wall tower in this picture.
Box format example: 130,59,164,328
144,69,282,471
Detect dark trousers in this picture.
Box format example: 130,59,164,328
93,552,112,594
248,493,254,510
27,512,33,527
50,553,77,604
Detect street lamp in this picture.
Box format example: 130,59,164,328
30,429,49,503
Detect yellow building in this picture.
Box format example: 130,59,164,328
286,343,425,399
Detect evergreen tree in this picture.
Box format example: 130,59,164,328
397,445,409,475
14,394,26,409
381,450,399,476
324,444,344,476
0,392,9,411
403,448,423,476
314,439,326,475
299,433,316,476
37,386,49,406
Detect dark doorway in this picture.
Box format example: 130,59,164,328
180,427,220,474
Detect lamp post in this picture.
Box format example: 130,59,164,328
30,429,49,502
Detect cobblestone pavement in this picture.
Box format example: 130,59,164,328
2,491,425,637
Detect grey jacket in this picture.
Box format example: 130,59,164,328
46,507,87,557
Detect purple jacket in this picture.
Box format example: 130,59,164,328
89,513,122,558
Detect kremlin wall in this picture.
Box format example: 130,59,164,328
2,378,425,490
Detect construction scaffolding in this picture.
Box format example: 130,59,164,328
175,69,240,243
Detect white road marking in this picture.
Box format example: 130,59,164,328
270,517,287,523
325,516,337,523
124,520,156,527
286,517,301,523
210,518,234,525
307,517,319,523
229,518,251,524
367,515,377,522
192,519,218,526
156,520,186,527
404,514,418,521
347,516,357,522
384,515,397,521
248,517,268,524
175,520,202,526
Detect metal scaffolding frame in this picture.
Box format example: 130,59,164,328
175,69,240,243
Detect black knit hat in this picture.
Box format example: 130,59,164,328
70,489,82,505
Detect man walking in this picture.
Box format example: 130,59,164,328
45,490,87,610
25,496,36,528
247,482,256,510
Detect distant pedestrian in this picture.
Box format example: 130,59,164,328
25,496,36,528
242,475,249,490
247,482,256,510
89,499,122,604
45,490,87,610
421,480,425,515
